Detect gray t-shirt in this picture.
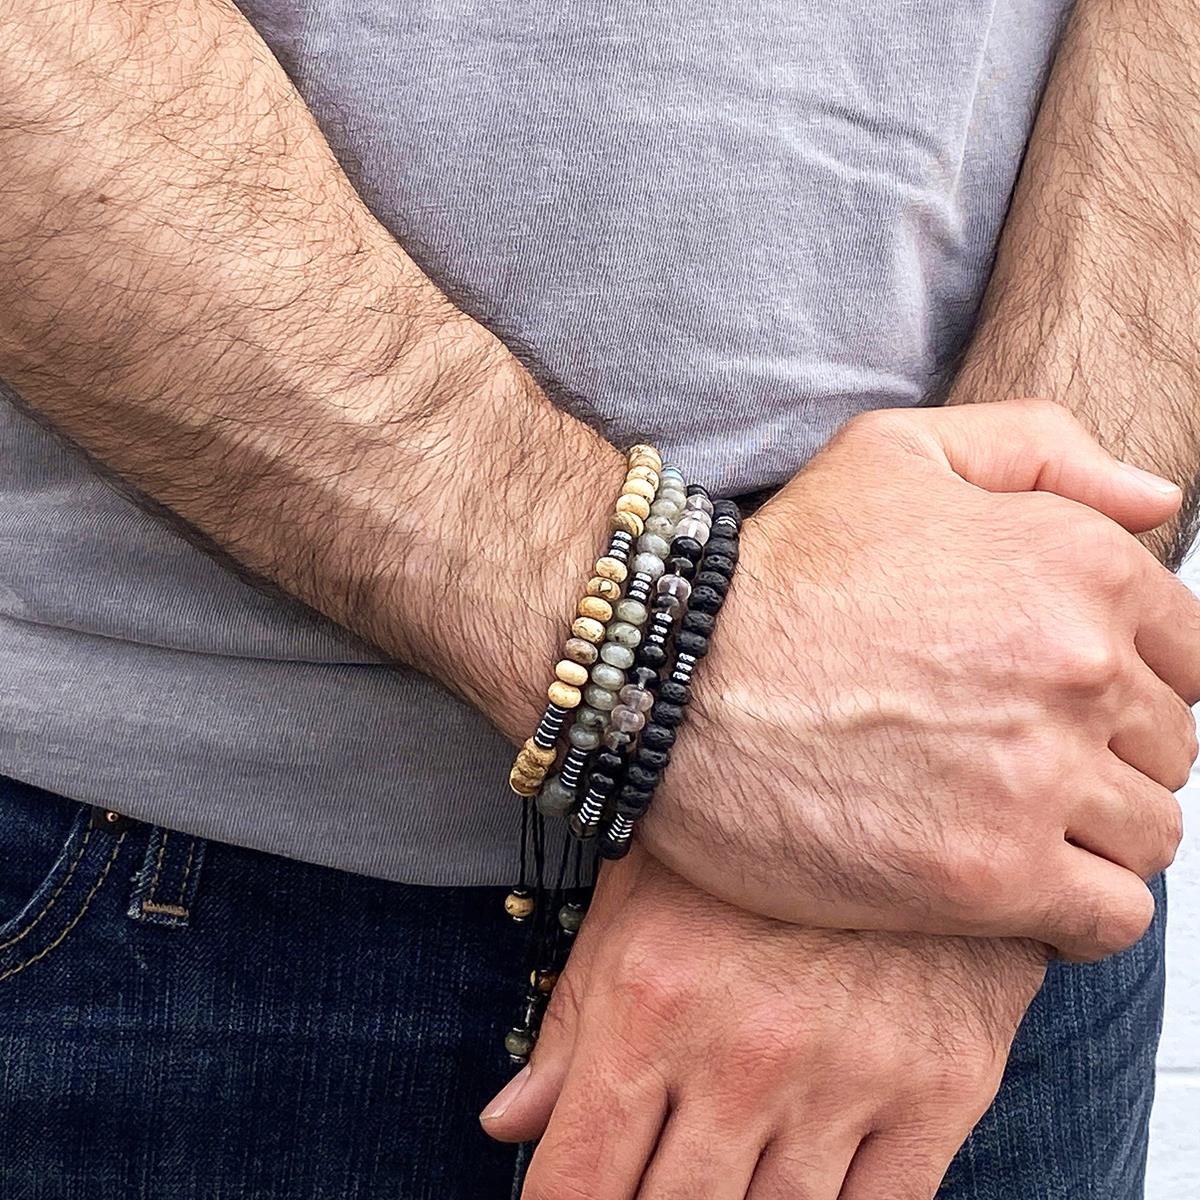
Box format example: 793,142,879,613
0,0,1071,885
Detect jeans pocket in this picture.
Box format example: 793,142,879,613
0,776,128,983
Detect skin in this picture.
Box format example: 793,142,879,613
0,1,1197,1195
482,1,1200,1195
483,846,1046,1200
1,0,1197,958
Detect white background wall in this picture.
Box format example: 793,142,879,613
1147,551,1200,1197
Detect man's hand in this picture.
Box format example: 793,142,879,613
480,847,1047,1200
647,400,1199,961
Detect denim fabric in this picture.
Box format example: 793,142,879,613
0,776,1163,1199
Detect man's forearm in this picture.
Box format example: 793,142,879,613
0,0,618,739
948,0,1200,567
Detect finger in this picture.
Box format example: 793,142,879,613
1109,663,1199,791
892,399,1181,533
520,1044,669,1200
837,1128,955,1200
1135,560,1200,704
1038,844,1157,962
744,1132,861,1200
634,1102,765,1200
481,979,582,1143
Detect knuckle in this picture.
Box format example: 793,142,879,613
839,407,918,450
613,944,689,1029
1043,632,1124,696
929,838,1019,922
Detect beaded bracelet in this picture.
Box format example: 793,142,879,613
599,496,741,859
566,466,690,838
506,445,663,800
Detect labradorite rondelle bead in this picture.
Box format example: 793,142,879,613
630,553,666,579
537,775,576,817
564,637,600,665
559,903,585,933
607,620,643,647
637,533,671,560
576,705,607,729
618,684,654,713
505,1028,536,1060
584,684,618,711
645,515,675,537
568,725,602,751
599,642,635,669
615,599,648,625
650,498,683,518
590,662,626,691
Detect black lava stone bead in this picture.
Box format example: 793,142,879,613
701,553,736,578
653,701,686,728
642,724,676,751
657,678,691,706
705,536,739,562
636,642,669,669
682,610,716,637
675,631,709,659
625,763,659,791
688,586,724,615
636,747,671,772
595,750,624,775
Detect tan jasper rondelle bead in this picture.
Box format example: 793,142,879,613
547,681,582,708
577,596,613,623
625,465,659,487
610,511,645,538
615,494,651,520
554,660,589,687
571,616,606,643
627,443,663,470
508,768,540,797
521,739,557,767
594,556,629,582
621,478,656,502
586,576,622,601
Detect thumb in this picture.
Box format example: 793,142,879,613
897,398,1182,534
479,981,579,1143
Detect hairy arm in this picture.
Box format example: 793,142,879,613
948,0,1200,569
0,0,618,741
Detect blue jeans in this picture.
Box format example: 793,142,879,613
0,775,1163,1199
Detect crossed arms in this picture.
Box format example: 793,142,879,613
2,0,1199,1196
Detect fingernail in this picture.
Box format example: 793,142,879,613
480,1066,531,1122
1119,461,1180,495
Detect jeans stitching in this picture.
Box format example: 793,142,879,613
0,824,94,953
0,832,125,983
143,829,170,909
